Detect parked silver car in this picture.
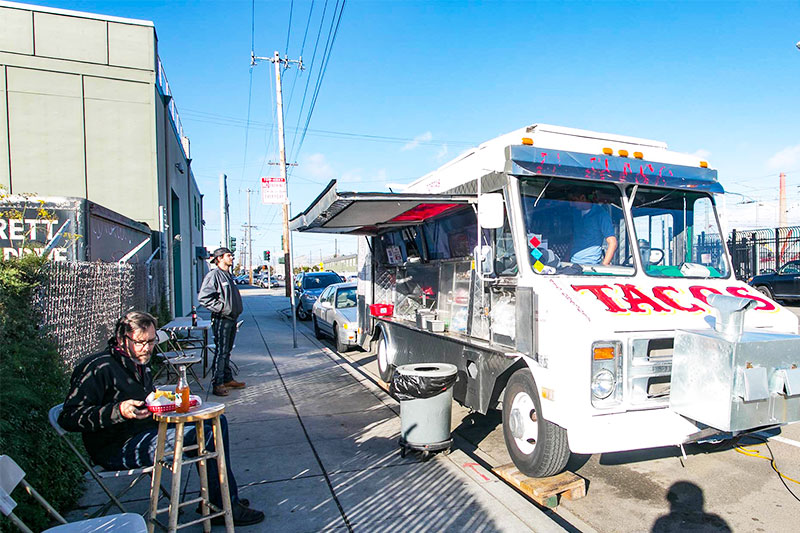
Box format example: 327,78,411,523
311,282,358,352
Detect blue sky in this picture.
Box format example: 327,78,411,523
27,0,800,264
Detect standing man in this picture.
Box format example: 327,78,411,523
199,247,245,397
59,311,264,526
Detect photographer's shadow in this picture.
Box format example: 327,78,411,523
651,481,731,532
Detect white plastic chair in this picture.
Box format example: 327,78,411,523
48,405,169,518
0,455,147,533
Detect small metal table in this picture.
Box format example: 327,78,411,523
162,318,212,377
147,402,233,533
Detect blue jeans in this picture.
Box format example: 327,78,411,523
212,316,237,386
103,415,239,507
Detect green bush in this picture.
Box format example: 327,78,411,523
0,254,83,532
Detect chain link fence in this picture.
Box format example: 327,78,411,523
34,260,168,369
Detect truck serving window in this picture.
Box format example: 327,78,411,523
629,188,729,279
520,178,632,276
421,207,478,260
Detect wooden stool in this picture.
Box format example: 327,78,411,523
147,402,233,533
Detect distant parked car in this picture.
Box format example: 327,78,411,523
747,260,800,302
257,276,281,289
295,271,343,320
311,282,358,352
233,274,249,285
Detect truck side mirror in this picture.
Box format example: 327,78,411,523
478,193,504,229
474,245,495,277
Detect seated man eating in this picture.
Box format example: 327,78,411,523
58,310,264,527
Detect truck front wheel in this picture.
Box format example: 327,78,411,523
502,370,570,478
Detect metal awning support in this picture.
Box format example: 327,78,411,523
289,180,476,235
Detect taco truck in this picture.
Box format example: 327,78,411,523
290,124,800,477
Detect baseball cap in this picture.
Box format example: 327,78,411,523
209,247,233,263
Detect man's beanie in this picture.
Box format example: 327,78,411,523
209,247,232,263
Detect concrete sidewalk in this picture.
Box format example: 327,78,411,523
66,289,566,532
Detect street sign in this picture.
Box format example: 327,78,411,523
261,176,286,204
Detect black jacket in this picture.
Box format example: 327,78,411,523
58,346,157,467
198,268,243,319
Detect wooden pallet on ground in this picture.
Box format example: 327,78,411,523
492,463,586,508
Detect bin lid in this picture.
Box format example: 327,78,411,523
396,363,458,378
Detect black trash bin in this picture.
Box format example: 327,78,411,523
390,363,458,458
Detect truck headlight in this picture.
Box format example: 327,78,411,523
591,341,623,407
591,369,615,399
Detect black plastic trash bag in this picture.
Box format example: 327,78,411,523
390,365,458,401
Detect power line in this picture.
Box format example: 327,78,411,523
284,0,294,63
181,110,473,147
287,0,330,161
291,0,346,165
283,0,315,116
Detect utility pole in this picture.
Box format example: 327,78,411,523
244,189,258,285
252,49,302,348
219,173,229,248
779,172,787,229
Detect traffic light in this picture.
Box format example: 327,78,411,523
266,251,271,262
229,237,237,252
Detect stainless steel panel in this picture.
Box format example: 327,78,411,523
671,328,800,432
515,287,535,357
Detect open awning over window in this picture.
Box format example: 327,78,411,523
289,180,475,236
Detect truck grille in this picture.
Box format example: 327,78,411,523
628,337,674,406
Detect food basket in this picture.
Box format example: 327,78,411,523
145,389,203,413
369,303,394,317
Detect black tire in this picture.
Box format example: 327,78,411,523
755,285,774,300
334,323,349,353
502,370,570,477
313,317,323,339
375,330,395,382
296,304,309,321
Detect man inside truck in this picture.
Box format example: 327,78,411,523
567,191,618,265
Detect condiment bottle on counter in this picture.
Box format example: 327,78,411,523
175,366,191,413
191,305,198,327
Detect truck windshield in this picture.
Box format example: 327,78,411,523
520,178,633,276
629,187,729,278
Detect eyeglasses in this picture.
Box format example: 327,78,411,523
126,335,158,348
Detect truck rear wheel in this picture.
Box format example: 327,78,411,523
375,331,395,383
502,370,570,478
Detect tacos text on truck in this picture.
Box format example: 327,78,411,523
290,124,800,477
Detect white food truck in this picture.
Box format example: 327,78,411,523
290,124,800,477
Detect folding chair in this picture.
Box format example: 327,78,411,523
0,454,147,533
47,405,170,518
152,330,205,391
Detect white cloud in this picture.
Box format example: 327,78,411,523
690,149,711,160
436,144,449,161
401,131,433,151
766,143,800,170
304,153,334,179
339,169,363,184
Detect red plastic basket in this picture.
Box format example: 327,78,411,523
146,396,201,413
369,303,394,317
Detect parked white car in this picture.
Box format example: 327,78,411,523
311,282,358,352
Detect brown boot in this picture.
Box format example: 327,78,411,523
224,379,246,389
213,385,229,396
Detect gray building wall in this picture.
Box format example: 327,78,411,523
0,1,202,317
